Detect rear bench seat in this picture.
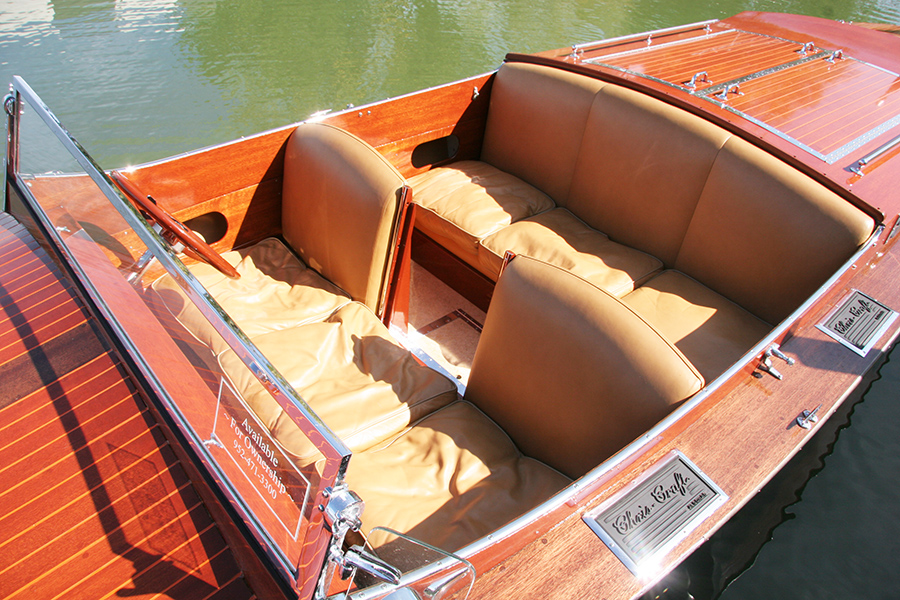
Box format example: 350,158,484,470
410,60,875,382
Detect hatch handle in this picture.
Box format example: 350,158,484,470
797,41,816,55
684,71,712,89
715,84,742,102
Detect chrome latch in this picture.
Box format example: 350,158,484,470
797,41,816,55
797,404,822,429
758,344,795,380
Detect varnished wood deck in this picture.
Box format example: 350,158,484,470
0,212,256,600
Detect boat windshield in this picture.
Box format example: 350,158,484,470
4,77,350,595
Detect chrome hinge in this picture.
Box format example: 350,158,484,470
758,344,795,380
4,92,16,117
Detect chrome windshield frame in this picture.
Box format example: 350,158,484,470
5,75,351,592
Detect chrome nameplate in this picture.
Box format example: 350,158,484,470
583,451,727,576
817,289,897,357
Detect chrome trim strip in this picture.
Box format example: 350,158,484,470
694,51,828,95
572,19,718,52
583,28,732,63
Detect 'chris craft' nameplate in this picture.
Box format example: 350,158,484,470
583,451,727,575
817,289,897,357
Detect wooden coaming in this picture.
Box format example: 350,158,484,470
321,73,493,178
0,212,255,600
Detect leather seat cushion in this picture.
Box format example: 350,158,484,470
623,270,772,382
152,237,349,355
218,302,458,463
480,208,663,296
343,400,570,552
410,160,555,274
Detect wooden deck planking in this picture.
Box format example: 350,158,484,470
0,213,255,600
729,58,900,155
589,27,900,163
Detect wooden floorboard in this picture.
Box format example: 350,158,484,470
0,213,255,600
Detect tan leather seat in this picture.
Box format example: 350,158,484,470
623,270,772,382
465,256,704,479
480,208,662,297
410,61,605,281
282,122,407,317
154,122,448,464
410,161,555,274
152,238,349,355
219,302,457,464
343,400,570,552
673,136,875,325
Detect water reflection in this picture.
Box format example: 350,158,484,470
4,0,898,167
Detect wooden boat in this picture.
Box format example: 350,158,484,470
4,11,900,600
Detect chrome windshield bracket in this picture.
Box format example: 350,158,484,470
340,545,401,584
315,486,402,599
316,485,364,599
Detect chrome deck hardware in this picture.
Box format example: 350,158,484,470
758,344,795,380
797,41,816,55
715,83,742,101
684,71,712,89
825,49,844,63
850,133,900,176
3,92,16,117
797,404,822,429
340,545,402,584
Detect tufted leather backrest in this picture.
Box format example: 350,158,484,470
282,122,407,316
464,255,704,479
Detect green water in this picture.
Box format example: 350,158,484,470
3,1,900,598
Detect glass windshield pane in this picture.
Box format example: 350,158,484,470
8,78,349,592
